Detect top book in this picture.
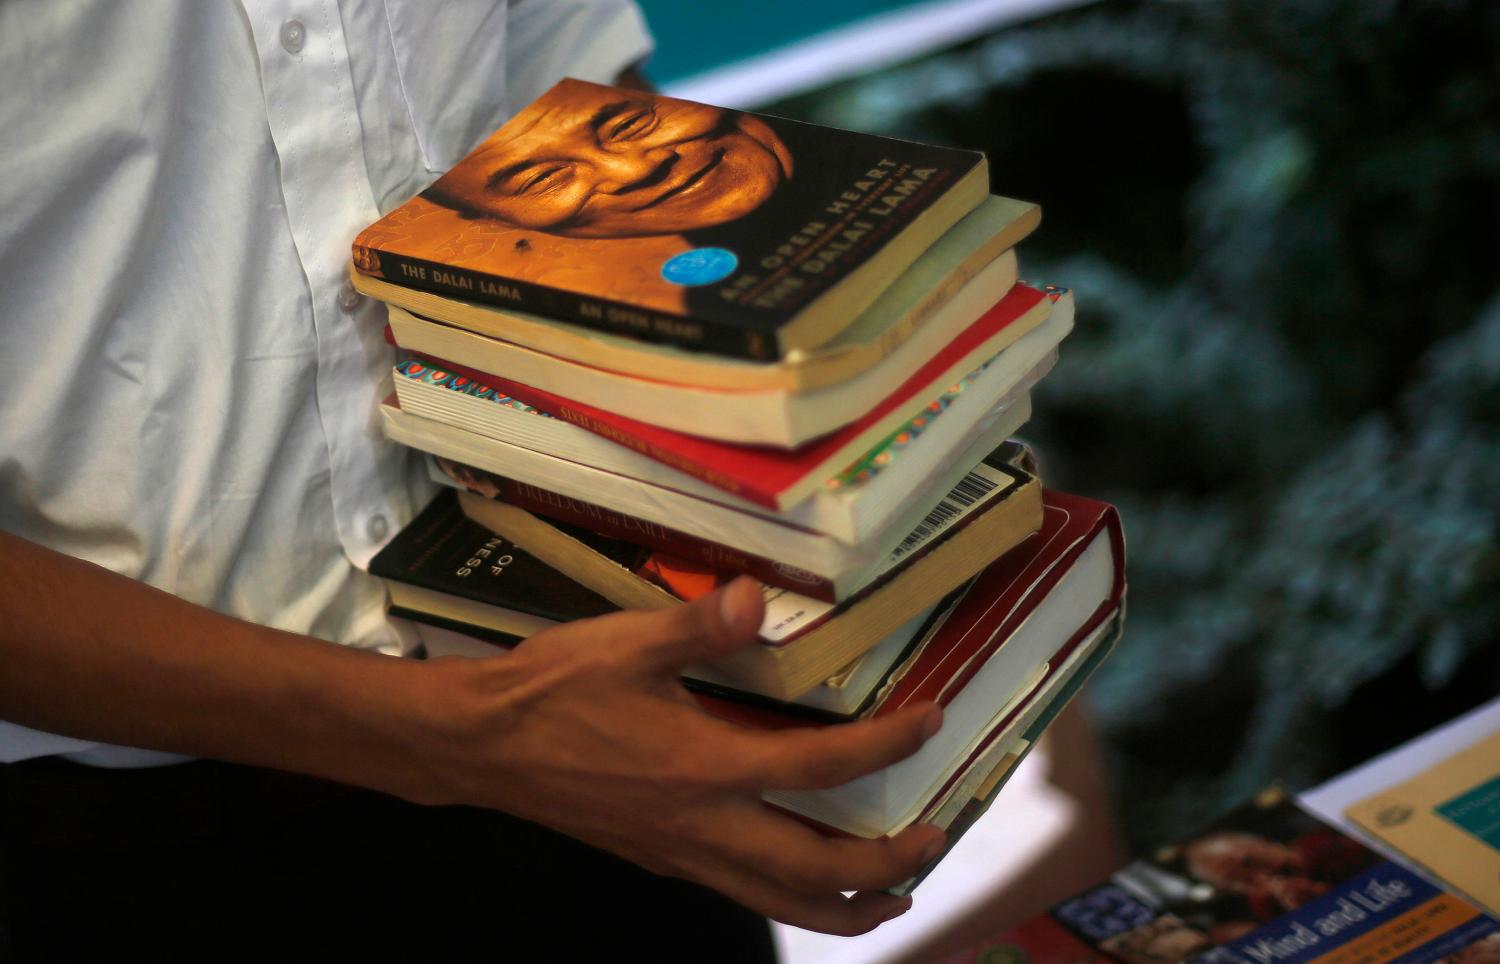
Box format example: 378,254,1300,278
352,79,989,361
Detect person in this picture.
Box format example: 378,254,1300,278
0,2,945,958
426,78,795,237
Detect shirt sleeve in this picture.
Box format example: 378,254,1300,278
505,0,655,111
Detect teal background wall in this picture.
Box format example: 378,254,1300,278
635,0,923,82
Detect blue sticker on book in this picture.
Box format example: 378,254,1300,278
661,248,738,286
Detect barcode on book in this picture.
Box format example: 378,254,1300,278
886,466,1005,564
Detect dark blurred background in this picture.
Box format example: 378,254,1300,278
642,0,1500,849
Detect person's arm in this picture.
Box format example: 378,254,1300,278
0,531,944,935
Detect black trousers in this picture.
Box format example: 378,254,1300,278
0,757,776,963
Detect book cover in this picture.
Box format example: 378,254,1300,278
1347,728,1500,918
955,789,1500,964
353,78,988,360
367,489,616,624
352,196,1035,395
876,489,1125,709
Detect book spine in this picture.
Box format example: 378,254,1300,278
408,354,783,509
359,250,773,361
386,607,526,649
490,479,842,601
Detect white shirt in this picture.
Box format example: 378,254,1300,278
0,0,653,763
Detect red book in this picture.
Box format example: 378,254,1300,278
695,490,1127,847
876,491,1125,709
409,283,1056,510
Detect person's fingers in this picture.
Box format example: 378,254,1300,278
756,884,914,937
605,576,765,674
710,803,947,896
696,851,916,937
789,824,947,895
733,701,944,791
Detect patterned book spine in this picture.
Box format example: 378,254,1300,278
403,354,778,507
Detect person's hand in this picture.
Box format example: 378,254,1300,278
410,576,947,935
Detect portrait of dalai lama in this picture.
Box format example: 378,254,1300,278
426,78,795,240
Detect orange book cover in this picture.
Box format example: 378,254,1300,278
353,79,987,360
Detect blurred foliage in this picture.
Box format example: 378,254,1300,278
770,0,1500,845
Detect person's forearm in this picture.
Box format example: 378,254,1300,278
0,531,441,797
0,533,948,932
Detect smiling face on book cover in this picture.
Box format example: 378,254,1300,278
427,79,795,239
353,79,983,348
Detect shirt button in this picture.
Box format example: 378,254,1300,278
365,513,390,543
280,19,306,54
338,281,363,312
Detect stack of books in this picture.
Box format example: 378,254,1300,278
352,79,1127,891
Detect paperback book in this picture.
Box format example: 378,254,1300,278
451,446,1040,605
382,279,1066,447
368,489,615,639
353,194,1037,393
392,347,1044,543
353,78,991,360
944,789,1500,964
1347,727,1500,918
396,289,1061,508
386,391,1043,586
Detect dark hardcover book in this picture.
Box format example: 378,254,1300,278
368,490,615,630
352,78,989,360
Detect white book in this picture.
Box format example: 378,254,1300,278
394,352,1050,545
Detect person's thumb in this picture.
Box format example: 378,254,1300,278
622,575,765,676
